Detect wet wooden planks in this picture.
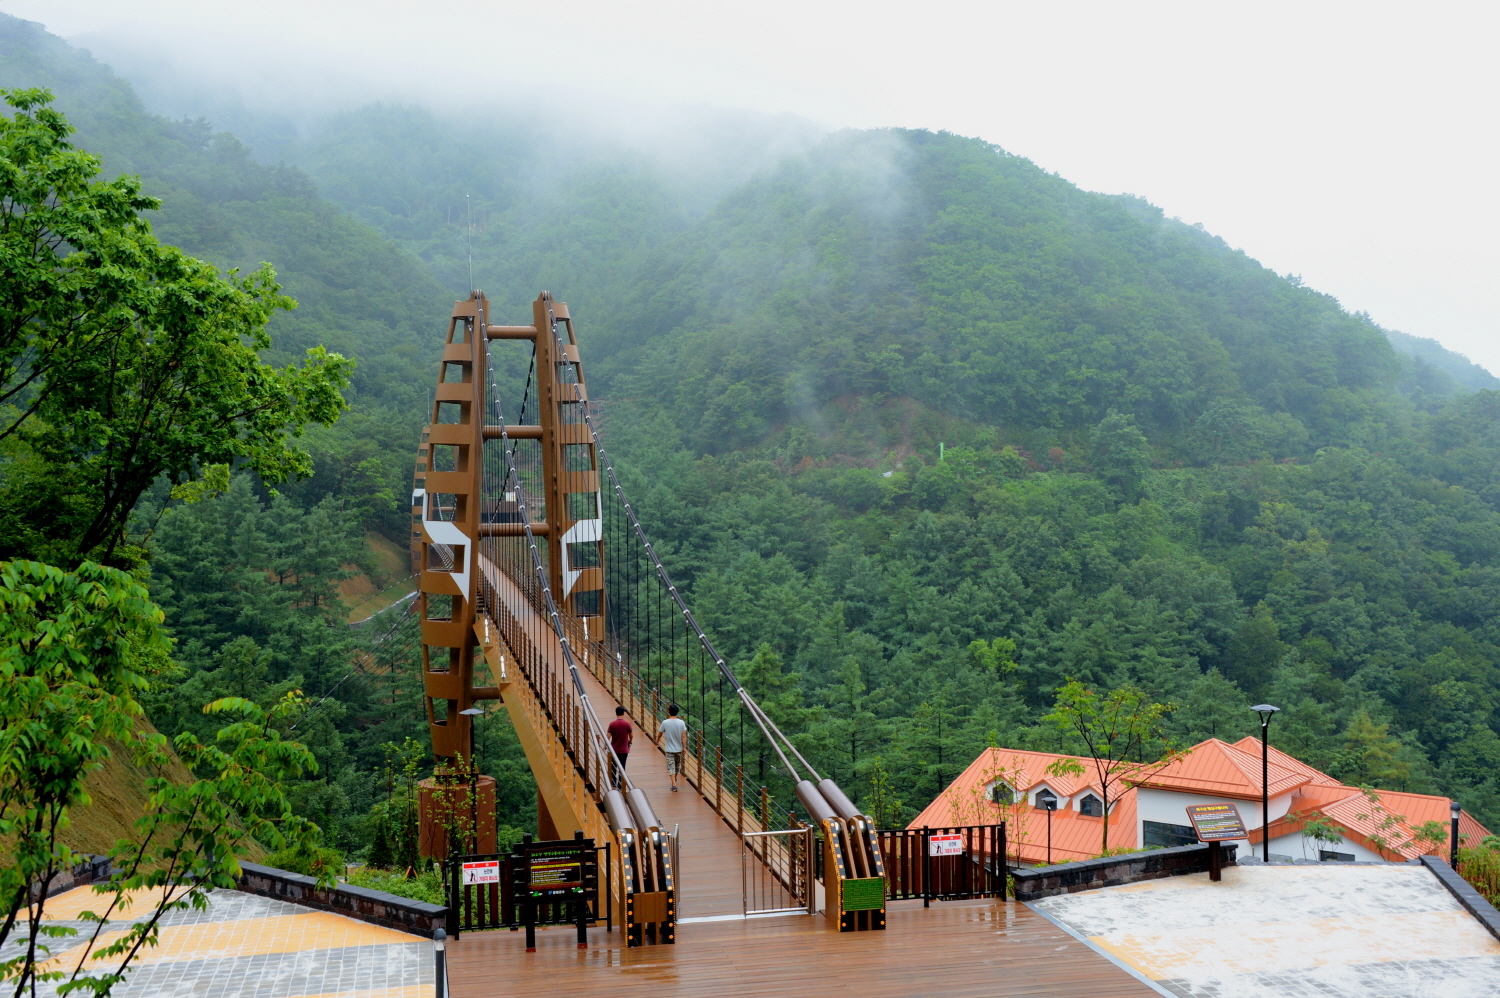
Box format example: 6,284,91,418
448,898,1159,998
571,653,749,919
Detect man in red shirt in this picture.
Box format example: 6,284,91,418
607,706,633,788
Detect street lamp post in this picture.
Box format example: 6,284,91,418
1251,705,1280,863
459,706,485,854
1038,789,1058,865
1451,800,1461,869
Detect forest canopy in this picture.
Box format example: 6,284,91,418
2,11,1497,856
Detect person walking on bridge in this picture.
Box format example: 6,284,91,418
661,704,687,793
608,706,633,788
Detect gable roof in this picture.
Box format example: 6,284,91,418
914,739,1493,868
1129,738,1310,799
1229,737,1345,788
906,747,1140,865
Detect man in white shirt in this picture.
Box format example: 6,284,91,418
661,703,688,793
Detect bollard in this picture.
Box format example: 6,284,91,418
433,928,447,998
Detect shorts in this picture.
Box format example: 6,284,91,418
666,751,684,775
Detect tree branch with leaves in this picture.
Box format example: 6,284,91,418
1044,680,1177,856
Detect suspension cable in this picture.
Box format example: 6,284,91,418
535,292,816,785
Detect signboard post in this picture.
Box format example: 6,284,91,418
513,831,598,951
1184,803,1248,882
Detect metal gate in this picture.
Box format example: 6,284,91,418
742,827,816,916
876,824,1006,904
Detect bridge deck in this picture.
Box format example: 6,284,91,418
483,556,747,918
572,647,746,918
447,897,1157,997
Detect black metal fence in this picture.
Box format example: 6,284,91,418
876,824,1007,905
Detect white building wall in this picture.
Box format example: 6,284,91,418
1265,830,1387,863
1134,788,1297,849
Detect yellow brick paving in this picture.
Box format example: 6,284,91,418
33,885,181,922
29,885,431,998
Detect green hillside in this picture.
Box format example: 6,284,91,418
4,12,1498,848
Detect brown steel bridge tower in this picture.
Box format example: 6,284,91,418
410,291,605,855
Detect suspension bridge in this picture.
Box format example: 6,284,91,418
343,291,1162,997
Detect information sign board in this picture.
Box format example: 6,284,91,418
462,859,500,885
528,857,583,891
929,833,965,856
1184,802,1248,841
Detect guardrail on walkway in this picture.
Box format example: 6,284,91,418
877,824,1008,904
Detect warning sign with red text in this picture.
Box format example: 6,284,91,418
929,833,965,856
462,860,501,885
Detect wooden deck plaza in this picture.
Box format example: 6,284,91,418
447,897,1157,997
449,600,1155,996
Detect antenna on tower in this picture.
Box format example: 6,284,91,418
466,193,474,293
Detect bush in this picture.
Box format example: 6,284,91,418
344,866,446,905
264,846,345,878
1457,846,1500,906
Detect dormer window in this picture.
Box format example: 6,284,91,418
1035,788,1058,810
1078,793,1104,816
989,781,1014,804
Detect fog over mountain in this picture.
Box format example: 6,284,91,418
4,9,1499,853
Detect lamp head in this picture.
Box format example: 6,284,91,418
1250,704,1280,725
1451,800,1461,815
459,707,484,717
433,928,446,951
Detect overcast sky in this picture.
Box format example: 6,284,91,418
6,0,1497,373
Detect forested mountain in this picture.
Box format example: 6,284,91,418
4,12,1498,851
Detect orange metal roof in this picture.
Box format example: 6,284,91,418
1129,738,1310,799
907,748,1140,865
916,739,1493,868
1229,737,1345,788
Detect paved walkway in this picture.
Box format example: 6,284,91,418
1033,864,1500,998
12,886,430,998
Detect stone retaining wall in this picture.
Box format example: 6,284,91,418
236,862,446,937
1013,842,1237,901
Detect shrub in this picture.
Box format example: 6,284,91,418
1457,846,1500,906
344,866,447,905
264,846,345,878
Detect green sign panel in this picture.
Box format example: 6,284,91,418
842,876,886,912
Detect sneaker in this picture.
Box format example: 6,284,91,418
671,786,678,791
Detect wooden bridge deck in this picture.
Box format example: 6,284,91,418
447,897,1157,997
571,656,747,918
481,554,752,919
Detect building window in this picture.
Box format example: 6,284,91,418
1079,794,1104,816
989,782,1014,804
1319,850,1355,863
1143,820,1198,848
1035,788,1058,810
